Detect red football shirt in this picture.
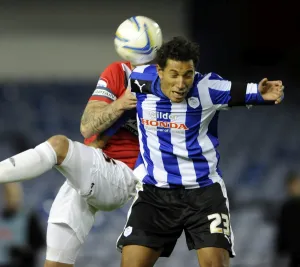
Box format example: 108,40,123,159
84,61,139,170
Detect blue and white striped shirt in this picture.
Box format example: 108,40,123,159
131,65,264,188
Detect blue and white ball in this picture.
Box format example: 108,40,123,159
114,16,163,65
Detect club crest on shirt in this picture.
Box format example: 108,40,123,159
188,97,200,109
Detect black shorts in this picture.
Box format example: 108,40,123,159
117,182,235,257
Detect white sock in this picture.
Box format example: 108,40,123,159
0,141,57,183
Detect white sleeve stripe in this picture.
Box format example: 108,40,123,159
197,80,213,108
246,83,258,94
207,80,232,92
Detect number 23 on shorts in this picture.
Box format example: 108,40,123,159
207,213,230,236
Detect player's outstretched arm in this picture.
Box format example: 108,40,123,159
80,88,136,138
204,73,285,109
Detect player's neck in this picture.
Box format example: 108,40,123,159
130,63,136,70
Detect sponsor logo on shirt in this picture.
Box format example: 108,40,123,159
140,118,188,130
149,111,177,120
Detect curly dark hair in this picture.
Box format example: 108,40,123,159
155,36,200,69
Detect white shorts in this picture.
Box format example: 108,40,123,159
48,139,139,248
46,222,81,265
48,181,96,244
55,139,138,211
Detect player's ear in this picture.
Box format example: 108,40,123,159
156,64,163,79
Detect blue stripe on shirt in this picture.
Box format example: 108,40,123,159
207,111,222,178
156,100,183,187
185,91,211,187
209,88,231,105
131,65,157,81
245,86,265,104
137,95,157,185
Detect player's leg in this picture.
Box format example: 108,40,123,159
121,246,162,267
44,223,82,267
184,180,234,267
117,185,183,267
0,134,135,210
51,135,136,208
196,247,230,267
0,135,69,183
119,186,162,267
45,183,96,267
54,138,138,211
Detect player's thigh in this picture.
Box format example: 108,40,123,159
184,182,234,257
54,140,98,196
45,223,82,266
121,245,162,267
85,151,138,211
117,185,183,257
55,141,137,210
48,182,96,243
196,247,230,267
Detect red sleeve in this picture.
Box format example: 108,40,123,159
89,62,126,103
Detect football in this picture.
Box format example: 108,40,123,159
114,16,163,65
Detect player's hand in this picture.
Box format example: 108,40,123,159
116,88,137,110
258,78,284,104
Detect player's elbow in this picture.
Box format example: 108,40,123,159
80,124,92,139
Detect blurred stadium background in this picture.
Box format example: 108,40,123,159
0,0,299,266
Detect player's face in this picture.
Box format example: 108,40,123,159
157,59,195,103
